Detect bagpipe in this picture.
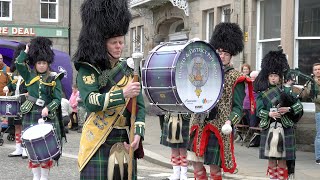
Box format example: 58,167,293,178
279,68,315,123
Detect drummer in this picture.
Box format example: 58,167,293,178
187,23,254,179
15,37,63,180
3,43,28,159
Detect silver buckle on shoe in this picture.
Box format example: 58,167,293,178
35,99,45,107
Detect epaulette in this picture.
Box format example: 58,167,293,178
74,62,101,75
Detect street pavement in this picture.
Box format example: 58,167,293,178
144,115,320,180
0,115,319,180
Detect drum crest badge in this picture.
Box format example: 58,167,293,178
188,57,209,98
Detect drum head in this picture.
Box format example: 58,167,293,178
22,123,53,140
175,41,224,113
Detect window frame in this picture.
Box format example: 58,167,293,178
0,0,12,21
221,5,231,23
206,9,214,42
131,26,144,53
40,0,59,22
256,0,281,70
294,0,320,69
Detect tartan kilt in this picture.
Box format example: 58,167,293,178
160,116,190,148
8,116,22,126
21,106,62,143
259,126,296,160
187,130,222,166
80,128,138,180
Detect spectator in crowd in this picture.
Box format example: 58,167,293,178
241,63,251,77
69,84,79,131
0,53,11,96
307,63,320,164
61,97,72,133
76,94,87,133
243,70,259,127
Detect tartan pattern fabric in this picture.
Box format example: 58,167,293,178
188,130,221,166
98,61,132,89
22,106,61,142
259,127,296,160
160,116,190,148
80,128,138,180
261,86,282,107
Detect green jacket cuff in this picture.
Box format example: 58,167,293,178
291,102,303,115
134,122,145,139
47,101,59,112
258,109,270,129
16,51,27,63
106,89,125,108
229,112,241,124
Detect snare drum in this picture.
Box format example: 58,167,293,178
0,95,21,117
22,123,61,163
142,40,224,113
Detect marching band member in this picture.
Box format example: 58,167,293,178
187,22,253,180
160,113,190,180
15,37,64,180
4,43,28,158
73,0,145,179
254,50,303,180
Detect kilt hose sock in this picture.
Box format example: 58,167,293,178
194,166,208,180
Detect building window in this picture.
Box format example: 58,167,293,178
0,0,12,21
40,0,58,22
206,9,214,41
256,0,281,70
295,0,320,85
131,26,144,53
221,5,232,23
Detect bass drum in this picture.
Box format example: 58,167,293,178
142,40,224,113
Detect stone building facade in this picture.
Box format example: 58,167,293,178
1,0,319,151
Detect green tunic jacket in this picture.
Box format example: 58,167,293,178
15,51,63,118
75,61,145,138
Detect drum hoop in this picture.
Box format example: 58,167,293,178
143,40,224,113
22,123,54,140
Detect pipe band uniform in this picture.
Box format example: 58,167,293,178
254,49,304,180
73,0,145,179
187,22,254,179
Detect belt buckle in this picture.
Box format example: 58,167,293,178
36,99,45,107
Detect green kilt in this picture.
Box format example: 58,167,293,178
160,115,190,148
259,126,296,160
80,128,137,180
187,129,221,166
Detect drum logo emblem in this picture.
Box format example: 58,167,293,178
188,57,209,98
6,103,12,115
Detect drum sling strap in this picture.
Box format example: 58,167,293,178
78,63,132,172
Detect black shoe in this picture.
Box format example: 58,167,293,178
65,127,69,134
316,159,320,165
8,154,22,157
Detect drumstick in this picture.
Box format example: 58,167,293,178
128,52,142,180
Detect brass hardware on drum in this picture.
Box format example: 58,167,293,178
150,103,184,106
143,86,177,89
141,67,175,70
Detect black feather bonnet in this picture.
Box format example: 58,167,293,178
254,50,290,92
28,37,54,65
209,22,244,56
73,0,132,70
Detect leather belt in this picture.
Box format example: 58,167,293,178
27,96,45,107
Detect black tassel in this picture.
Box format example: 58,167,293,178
277,131,284,152
175,118,180,140
168,121,172,140
267,132,273,150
